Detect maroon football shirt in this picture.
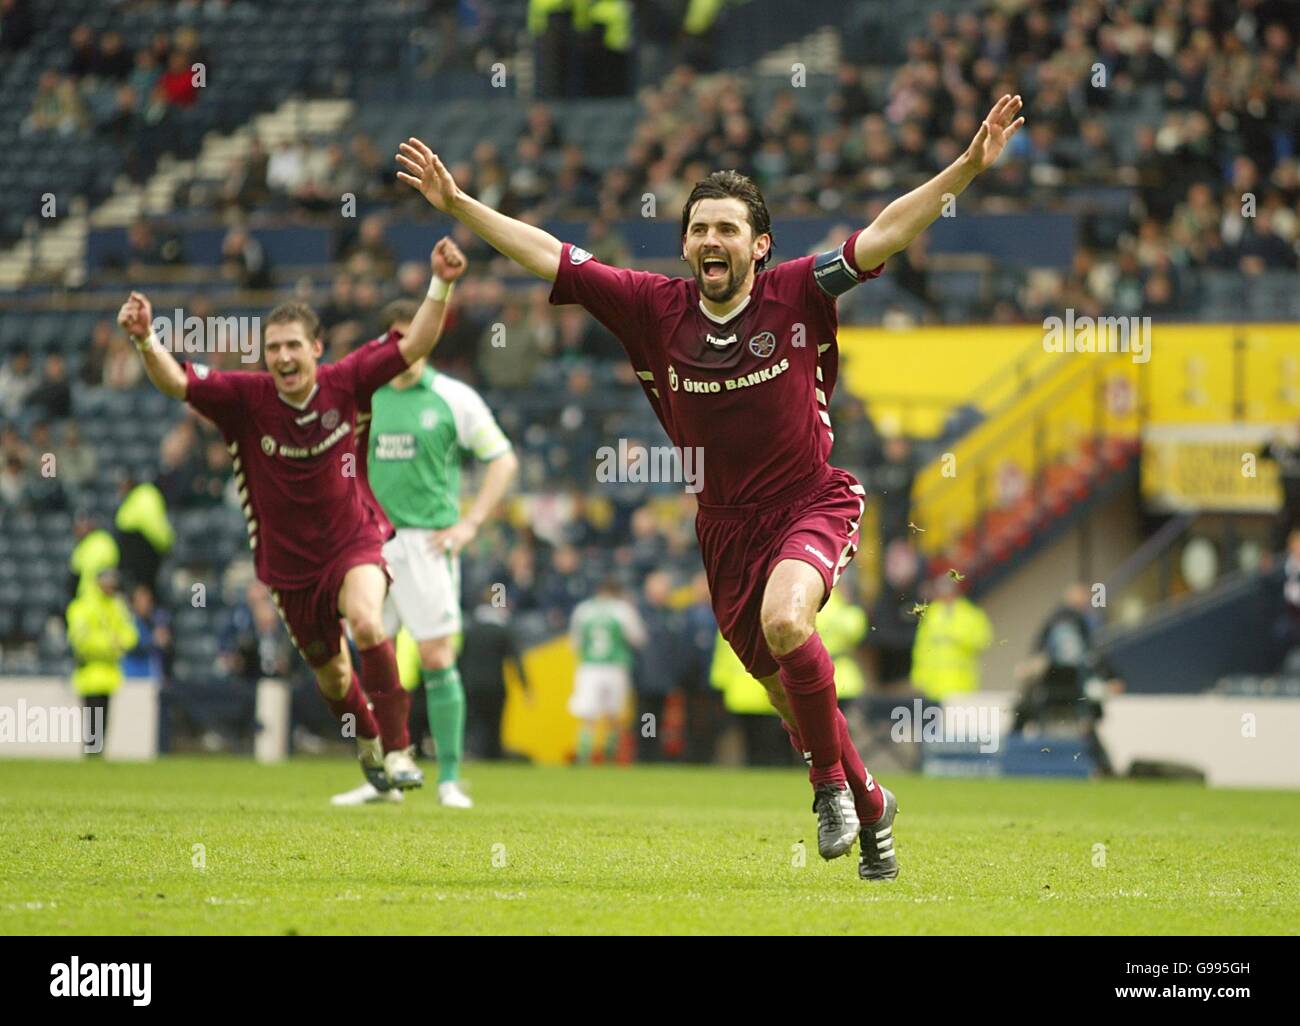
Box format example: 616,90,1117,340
549,236,882,506
184,332,408,589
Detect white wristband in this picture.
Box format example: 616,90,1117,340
427,277,454,302
133,330,158,354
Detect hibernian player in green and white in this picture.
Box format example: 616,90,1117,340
569,577,647,764
332,298,518,807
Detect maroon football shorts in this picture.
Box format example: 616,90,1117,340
695,465,866,679
268,542,391,668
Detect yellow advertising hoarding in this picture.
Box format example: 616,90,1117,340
1141,424,1284,513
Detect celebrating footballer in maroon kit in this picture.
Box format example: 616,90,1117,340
117,237,469,796
394,94,1023,882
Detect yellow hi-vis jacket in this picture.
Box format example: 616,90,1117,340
685,0,726,34
710,630,769,714
66,584,139,697
910,597,993,701
114,482,174,555
394,628,462,691
528,0,574,35
710,591,870,713
587,0,631,50
69,529,119,596
818,590,867,700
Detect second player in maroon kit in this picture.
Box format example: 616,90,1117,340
117,237,470,794
184,334,401,663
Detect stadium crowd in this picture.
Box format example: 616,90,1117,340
128,0,1300,326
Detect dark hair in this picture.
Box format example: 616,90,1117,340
380,299,419,332
265,302,321,340
680,169,774,271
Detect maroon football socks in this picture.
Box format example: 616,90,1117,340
836,710,884,823
318,671,379,741
773,632,845,787
783,708,883,823
358,639,411,752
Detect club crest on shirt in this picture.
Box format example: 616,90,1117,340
260,435,276,455
570,246,593,265
322,408,340,430
421,409,438,429
748,331,776,358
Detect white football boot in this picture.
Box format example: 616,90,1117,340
331,782,404,806
384,746,424,790
437,781,473,808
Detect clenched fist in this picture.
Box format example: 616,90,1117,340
117,290,153,341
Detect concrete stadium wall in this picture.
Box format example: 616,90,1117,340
977,487,1143,689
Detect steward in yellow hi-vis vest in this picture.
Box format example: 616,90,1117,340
910,578,992,701
69,526,119,596
67,569,139,698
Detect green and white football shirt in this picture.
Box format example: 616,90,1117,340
569,597,647,670
367,367,511,530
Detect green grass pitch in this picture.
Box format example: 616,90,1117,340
1,758,1297,935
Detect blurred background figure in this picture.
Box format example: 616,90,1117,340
910,575,992,702
459,586,532,761
709,628,789,768
633,569,680,763
818,585,868,710
1275,529,1300,675
679,570,721,763
113,476,174,596
65,567,138,754
568,577,645,764
1262,420,1300,553
1014,582,1124,775
122,583,171,685
67,510,119,601
867,539,923,688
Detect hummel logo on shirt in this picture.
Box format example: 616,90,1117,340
804,543,834,569
295,411,319,425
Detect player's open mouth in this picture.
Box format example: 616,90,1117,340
702,256,729,281
278,367,300,387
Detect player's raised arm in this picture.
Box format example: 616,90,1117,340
117,290,187,400
396,237,469,366
853,94,1025,271
396,137,563,282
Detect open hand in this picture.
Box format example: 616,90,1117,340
965,94,1024,172
397,138,459,212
